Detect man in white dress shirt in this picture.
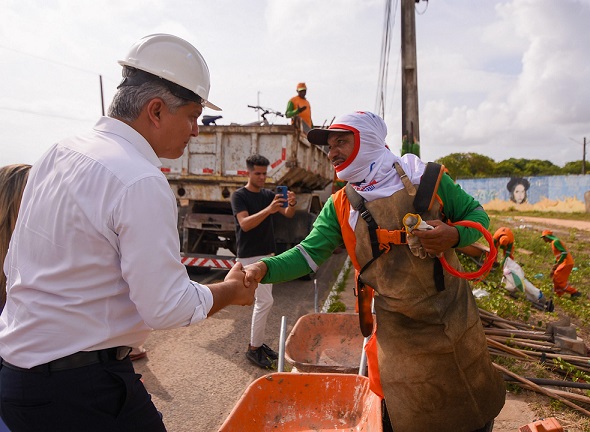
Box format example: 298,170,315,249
0,34,255,431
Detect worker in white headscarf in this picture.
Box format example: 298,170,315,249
244,111,505,432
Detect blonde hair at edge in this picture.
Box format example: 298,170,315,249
0,164,31,310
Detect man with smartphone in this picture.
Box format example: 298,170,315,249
230,154,297,368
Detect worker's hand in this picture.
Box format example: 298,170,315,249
407,233,430,259
298,106,307,113
223,262,257,305
206,263,257,315
404,213,435,259
410,220,459,256
243,261,268,286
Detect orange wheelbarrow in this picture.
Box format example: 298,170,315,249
218,372,382,431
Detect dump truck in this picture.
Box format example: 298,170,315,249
160,123,334,271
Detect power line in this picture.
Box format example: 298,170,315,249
0,44,117,81
0,106,94,122
375,0,399,118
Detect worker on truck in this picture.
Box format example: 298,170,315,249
244,111,505,432
0,34,256,432
285,82,313,131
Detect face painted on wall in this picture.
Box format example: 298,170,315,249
512,184,527,204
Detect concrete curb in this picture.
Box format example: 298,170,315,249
321,256,352,313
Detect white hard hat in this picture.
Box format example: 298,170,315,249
118,33,221,111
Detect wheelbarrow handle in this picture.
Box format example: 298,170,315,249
278,316,287,372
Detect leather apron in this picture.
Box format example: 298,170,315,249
341,179,505,431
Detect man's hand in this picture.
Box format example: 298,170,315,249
269,194,287,213
243,261,268,286
206,262,257,316
287,190,297,207
225,262,257,304
410,220,459,256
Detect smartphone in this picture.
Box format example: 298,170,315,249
276,185,288,207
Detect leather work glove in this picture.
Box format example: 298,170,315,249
403,213,436,259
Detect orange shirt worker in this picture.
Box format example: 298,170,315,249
285,82,313,130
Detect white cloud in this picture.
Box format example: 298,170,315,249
0,0,588,168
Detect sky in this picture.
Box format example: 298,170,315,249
1,0,589,168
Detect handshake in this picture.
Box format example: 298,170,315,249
220,261,269,307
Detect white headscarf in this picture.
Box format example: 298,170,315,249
333,111,426,203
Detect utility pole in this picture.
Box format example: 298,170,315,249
257,91,261,122
583,137,587,175
569,137,587,174
401,0,420,156
99,75,105,116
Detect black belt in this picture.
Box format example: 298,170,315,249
0,346,132,373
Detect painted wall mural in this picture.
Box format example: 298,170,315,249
455,175,590,213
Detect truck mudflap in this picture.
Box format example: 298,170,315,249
181,255,236,269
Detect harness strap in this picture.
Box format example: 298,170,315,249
346,184,382,259
345,184,382,337
414,162,445,213
394,162,416,196
356,258,380,337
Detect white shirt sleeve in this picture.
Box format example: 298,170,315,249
113,175,213,329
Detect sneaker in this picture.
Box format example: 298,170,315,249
246,346,272,369
571,291,582,299
261,344,279,360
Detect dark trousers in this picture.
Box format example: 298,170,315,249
0,356,165,432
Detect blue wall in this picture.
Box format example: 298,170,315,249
456,175,590,205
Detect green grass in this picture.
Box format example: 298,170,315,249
325,258,352,313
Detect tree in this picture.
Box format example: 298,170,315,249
433,152,579,178
563,161,585,175
435,153,496,180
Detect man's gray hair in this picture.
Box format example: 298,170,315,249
107,67,189,122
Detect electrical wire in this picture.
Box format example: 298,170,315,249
0,107,94,122
375,0,399,118
0,44,114,79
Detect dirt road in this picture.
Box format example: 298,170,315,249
496,215,590,233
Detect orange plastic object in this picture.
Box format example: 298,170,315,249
218,372,382,431
519,417,563,432
285,313,364,373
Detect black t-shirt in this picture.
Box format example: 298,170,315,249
231,187,277,258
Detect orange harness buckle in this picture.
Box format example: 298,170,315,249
375,228,407,253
